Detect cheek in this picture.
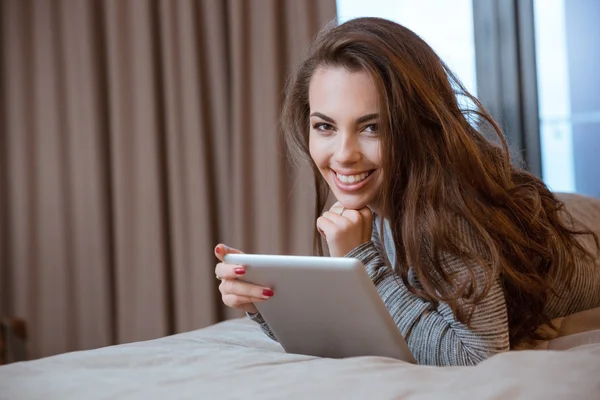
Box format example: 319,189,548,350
308,142,317,166
365,142,382,166
308,134,326,167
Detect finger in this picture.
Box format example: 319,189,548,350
317,226,326,238
214,243,244,263
325,209,364,240
316,215,340,240
329,203,346,215
333,208,363,224
221,294,264,313
330,201,343,211
222,294,267,306
215,262,247,280
220,279,274,300
322,211,353,228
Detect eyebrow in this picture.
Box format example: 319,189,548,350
309,112,379,125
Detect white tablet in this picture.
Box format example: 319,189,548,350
224,253,416,363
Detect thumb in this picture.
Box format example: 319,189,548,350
214,243,244,262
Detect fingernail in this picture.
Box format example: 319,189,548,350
234,267,245,275
215,246,221,254
262,289,274,297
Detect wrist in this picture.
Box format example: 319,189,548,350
344,241,375,258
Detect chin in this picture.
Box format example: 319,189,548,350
335,196,372,211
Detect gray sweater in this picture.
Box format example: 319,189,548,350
249,193,600,366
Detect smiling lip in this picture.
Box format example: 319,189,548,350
331,169,375,193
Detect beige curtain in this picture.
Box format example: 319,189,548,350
0,0,336,360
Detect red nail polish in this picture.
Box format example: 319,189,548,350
234,267,245,275
262,289,274,297
215,246,221,254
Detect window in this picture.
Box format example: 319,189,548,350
336,0,478,95
534,0,600,196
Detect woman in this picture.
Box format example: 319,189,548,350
214,17,600,366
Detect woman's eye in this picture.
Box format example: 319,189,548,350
363,124,378,134
313,123,334,132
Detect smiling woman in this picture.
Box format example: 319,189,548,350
308,67,383,214
214,17,600,366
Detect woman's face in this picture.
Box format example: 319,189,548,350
308,66,383,211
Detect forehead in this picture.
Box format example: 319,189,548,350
308,67,379,115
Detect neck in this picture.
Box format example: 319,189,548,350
368,203,387,219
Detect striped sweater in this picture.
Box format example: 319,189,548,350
249,193,600,366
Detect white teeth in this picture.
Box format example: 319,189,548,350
336,171,370,184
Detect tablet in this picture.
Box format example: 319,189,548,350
224,253,416,362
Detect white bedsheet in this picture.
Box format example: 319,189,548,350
1,308,600,400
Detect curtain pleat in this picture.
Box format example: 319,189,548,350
58,0,113,351
0,0,336,359
103,0,171,344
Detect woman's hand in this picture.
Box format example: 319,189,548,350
316,202,373,257
214,244,274,314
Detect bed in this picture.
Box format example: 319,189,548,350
1,306,599,399
3,192,600,399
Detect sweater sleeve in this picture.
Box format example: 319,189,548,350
247,311,278,342
247,222,510,366
345,237,510,366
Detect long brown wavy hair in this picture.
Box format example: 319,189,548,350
280,17,598,346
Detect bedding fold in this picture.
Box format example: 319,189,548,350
1,307,600,399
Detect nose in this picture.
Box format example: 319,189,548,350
334,133,362,165
333,133,362,165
